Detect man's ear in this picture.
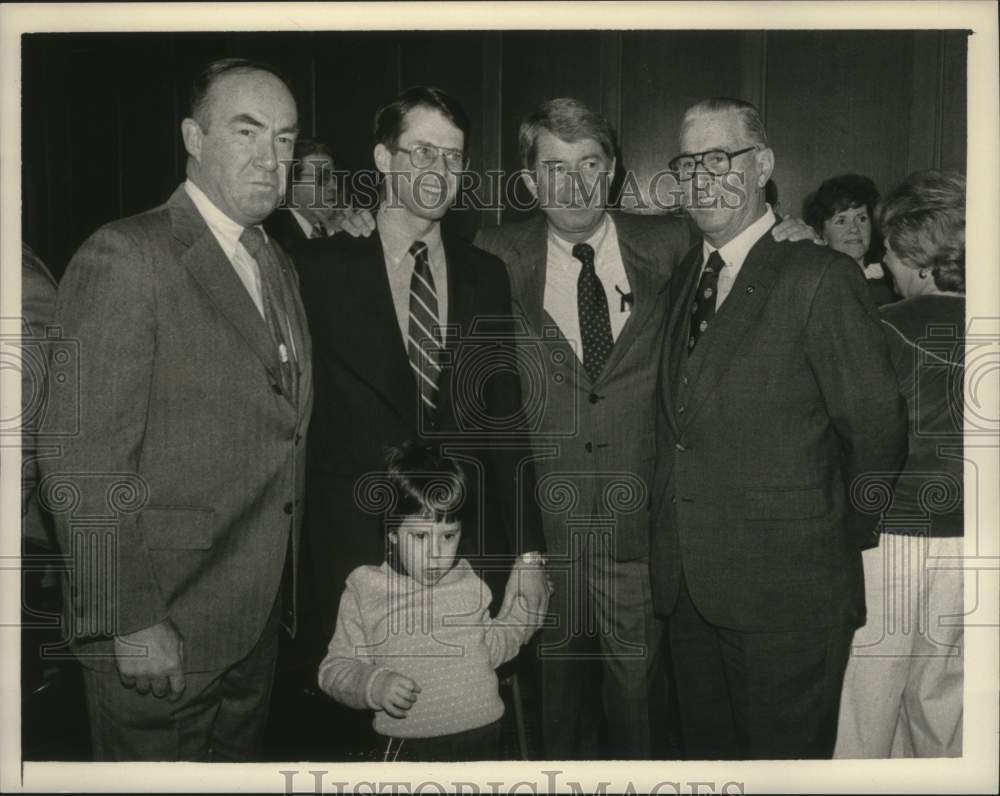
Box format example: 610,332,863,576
388,530,399,545
181,118,203,161
756,147,775,187
520,168,539,202
374,143,392,175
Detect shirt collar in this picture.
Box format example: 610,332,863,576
702,204,776,271
548,212,611,270
377,205,443,268
185,179,269,253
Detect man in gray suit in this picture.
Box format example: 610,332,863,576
651,97,907,758
42,58,312,761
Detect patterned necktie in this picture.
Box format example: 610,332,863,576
574,242,614,383
407,241,443,413
310,219,327,239
239,226,297,402
688,250,725,354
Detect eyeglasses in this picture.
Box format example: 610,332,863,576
668,147,758,181
394,144,469,172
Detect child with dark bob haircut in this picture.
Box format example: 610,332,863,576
318,441,532,761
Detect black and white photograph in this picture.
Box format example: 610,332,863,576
1,2,997,793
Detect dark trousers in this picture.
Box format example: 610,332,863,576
81,590,281,761
538,543,665,760
381,720,502,762
669,577,854,760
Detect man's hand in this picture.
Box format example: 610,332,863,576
114,619,185,701
371,670,421,718
771,214,822,244
329,207,376,238
498,556,551,631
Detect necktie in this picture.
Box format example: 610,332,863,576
310,219,327,239
407,241,443,413
239,227,298,402
574,242,614,383
688,250,724,354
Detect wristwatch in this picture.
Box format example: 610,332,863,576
519,551,547,567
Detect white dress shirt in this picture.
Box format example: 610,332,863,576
185,179,266,319
377,207,449,347
700,205,776,309
543,214,631,360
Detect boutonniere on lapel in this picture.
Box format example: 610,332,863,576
863,262,886,281
615,285,634,313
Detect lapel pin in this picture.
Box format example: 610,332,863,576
745,285,755,295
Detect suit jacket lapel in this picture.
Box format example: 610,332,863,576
502,215,586,388
661,244,702,436
599,213,666,381
168,187,285,387
338,233,418,427
680,229,782,429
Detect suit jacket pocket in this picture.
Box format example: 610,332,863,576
744,486,831,521
140,506,215,549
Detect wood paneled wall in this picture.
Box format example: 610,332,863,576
22,29,967,280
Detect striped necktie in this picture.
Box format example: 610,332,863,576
407,241,443,413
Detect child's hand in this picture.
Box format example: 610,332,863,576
372,671,421,718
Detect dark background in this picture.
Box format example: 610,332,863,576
22,29,967,281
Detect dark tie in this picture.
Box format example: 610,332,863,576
574,242,614,383
239,226,298,402
688,250,725,354
310,219,327,239
407,241,443,413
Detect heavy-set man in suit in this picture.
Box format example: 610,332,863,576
42,58,312,761
293,87,549,753
474,97,814,760
651,97,908,759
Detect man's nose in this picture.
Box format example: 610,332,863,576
254,137,278,171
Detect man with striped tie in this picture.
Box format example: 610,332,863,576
293,86,548,759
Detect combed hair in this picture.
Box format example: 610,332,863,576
188,57,291,130
681,97,768,149
384,441,466,524
373,86,471,150
518,97,618,171
878,170,966,293
289,137,334,182
803,174,884,263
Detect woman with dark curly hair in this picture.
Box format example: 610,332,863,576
804,173,896,305
834,170,966,758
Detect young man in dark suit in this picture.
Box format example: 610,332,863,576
293,88,550,756
651,97,908,759
41,58,313,761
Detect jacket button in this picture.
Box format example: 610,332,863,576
589,393,599,404
681,376,688,386
675,443,686,452
671,496,677,504
272,384,283,396
283,502,293,515
585,442,593,453
295,433,302,444
678,405,686,414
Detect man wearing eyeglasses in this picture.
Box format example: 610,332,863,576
292,86,548,758
650,97,908,759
